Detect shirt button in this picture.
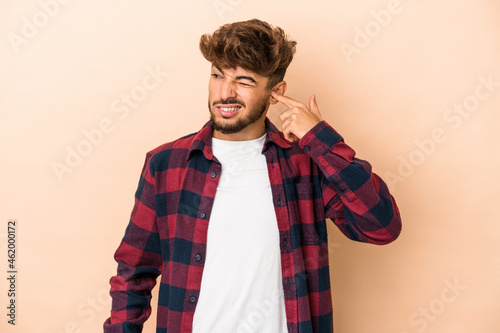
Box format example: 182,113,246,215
283,239,287,246
189,296,197,303
304,146,310,152
277,199,282,206
195,254,202,261
200,213,206,219
210,172,216,179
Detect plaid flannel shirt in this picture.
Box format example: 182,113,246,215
104,119,402,333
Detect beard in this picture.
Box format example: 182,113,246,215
209,95,269,135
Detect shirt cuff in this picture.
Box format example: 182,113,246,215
299,121,345,158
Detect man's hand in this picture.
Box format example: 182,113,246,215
271,91,322,142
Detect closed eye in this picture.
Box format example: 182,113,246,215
236,80,258,88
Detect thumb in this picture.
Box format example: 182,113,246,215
309,94,322,118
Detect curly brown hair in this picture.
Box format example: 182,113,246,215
199,19,297,89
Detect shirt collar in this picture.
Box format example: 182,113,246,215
187,118,291,161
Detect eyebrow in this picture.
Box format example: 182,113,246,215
213,65,258,85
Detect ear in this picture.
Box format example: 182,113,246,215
269,81,287,104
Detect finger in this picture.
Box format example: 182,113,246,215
281,119,293,139
281,116,292,132
279,108,298,123
309,94,322,118
271,91,304,108
283,128,293,141
288,133,299,142
281,119,300,142
283,126,297,142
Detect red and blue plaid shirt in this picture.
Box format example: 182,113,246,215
104,119,401,333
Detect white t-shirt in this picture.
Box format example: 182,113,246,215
192,134,287,333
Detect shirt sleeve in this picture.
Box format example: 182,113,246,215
103,153,163,332
299,121,402,244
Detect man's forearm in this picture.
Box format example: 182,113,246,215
300,120,402,244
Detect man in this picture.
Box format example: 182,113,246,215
104,19,401,333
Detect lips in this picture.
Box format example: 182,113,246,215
216,104,242,118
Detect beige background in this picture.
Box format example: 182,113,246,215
1,0,499,332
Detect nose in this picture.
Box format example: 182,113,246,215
219,78,237,100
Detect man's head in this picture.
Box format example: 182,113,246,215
200,19,297,140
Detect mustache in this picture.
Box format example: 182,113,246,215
212,98,246,107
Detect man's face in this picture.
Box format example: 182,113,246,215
208,65,271,139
